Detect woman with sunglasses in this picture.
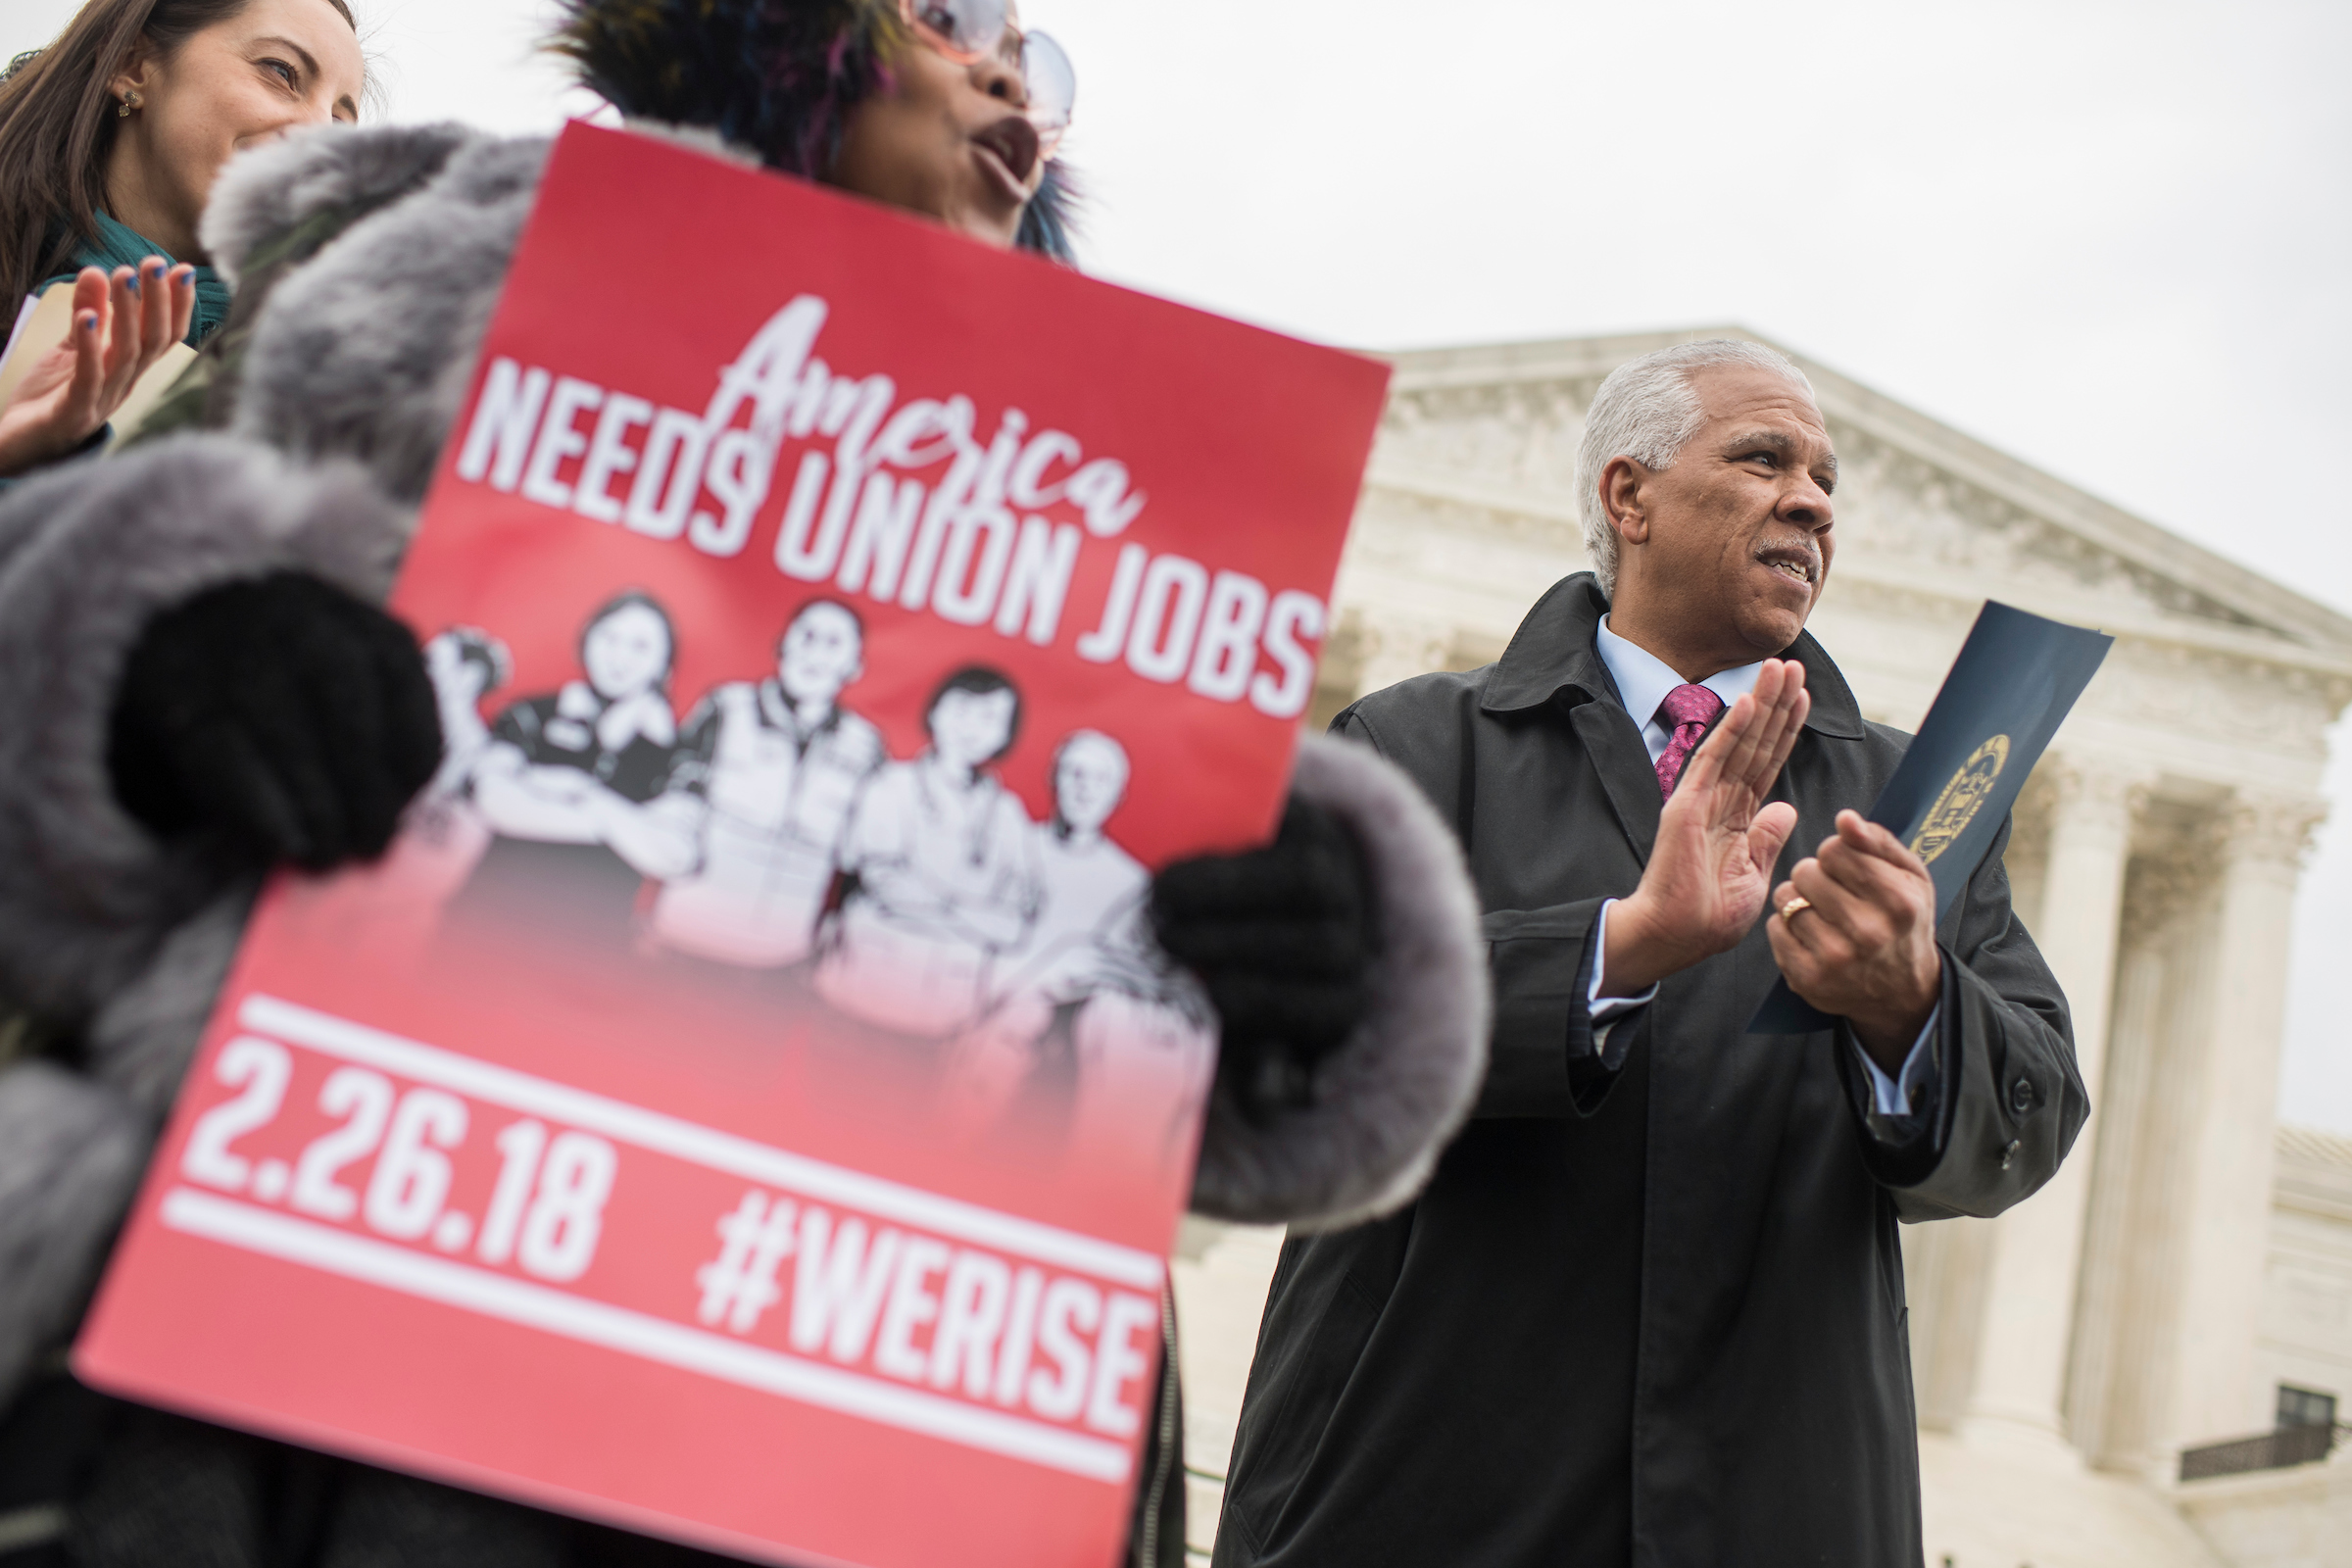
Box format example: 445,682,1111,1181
0,2,1488,1563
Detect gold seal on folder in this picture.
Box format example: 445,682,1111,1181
1908,734,2011,864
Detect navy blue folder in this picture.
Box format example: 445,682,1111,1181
1747,601,2113,1035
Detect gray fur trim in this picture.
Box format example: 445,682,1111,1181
199,122,483,291
87,885,259,1122
1188,732,1490,1231
0,891,254,1414
0,1063,147,1410
231,134,552,504
0,437,410,1018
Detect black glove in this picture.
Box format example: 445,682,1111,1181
107,571,442,870
1151,795,1376,1118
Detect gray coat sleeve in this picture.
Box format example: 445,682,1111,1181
1187,732,1491,1232
0,1062,150,1406
0,437,409,1018
0,123,524,1422
223,127,549,504
1835,814,2088,1220
0,886,253,1412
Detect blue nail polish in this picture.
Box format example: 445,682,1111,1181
124,272,139,295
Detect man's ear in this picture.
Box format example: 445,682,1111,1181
1600,455,1652,547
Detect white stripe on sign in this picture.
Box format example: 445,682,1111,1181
161,1188,1135,1483
239,994,1163,1292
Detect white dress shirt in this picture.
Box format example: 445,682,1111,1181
1587,617,1936,1116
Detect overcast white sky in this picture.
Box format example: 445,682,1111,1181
12,0,2351,1125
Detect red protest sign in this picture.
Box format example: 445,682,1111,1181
75,122,1388,1568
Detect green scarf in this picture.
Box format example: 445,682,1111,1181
38,211,229,348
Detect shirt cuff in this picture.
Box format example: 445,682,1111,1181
1854,1007,1940,1116
1588,899,1658,1022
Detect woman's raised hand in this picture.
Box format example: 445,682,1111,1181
0,258,199,478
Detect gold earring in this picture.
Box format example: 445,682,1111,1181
118,89,139,117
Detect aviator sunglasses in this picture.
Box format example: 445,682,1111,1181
900,0,1076,156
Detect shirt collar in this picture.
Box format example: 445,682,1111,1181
1479,571,1866,740
1595,616,1763,730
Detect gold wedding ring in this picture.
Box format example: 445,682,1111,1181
1778,896,1813,925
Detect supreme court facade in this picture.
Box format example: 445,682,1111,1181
1172,327,2352,1568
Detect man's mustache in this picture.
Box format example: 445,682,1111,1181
1753,538,1823,583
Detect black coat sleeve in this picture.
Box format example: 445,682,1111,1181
1333,708,1621,1121
1474,902,1614,1117
1832,813,2087,1219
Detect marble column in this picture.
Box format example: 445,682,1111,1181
1959,761,2143,1455
1353,614,1454,700
2149,791,2325,1459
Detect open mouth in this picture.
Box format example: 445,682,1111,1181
972,116,1041,196
1756,545,1820,589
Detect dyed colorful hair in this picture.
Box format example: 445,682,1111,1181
551,0,1077,262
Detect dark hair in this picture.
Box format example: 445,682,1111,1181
577,589,676,690
553,0,898,184
782,596,864,652
551,0,1078,264
440,625,511,694
0,0,360,308
923,664,1021,763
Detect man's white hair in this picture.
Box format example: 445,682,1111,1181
1575,339,1816,597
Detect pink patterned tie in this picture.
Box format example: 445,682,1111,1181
1654,683,1725,799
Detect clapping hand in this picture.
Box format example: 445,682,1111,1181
1766,811,1940,1069
0,259,198,478
1599,659,1810,995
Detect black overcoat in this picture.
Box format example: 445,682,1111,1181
1214,575,2087,1568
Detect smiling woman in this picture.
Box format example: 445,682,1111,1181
0,0,363,473
0,0,365,311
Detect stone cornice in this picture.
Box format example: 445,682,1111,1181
1372,325,2352,662
1358,466,2352,691
2275,1181,2352,1226
2043,757,2160,821
2223,791,2330,870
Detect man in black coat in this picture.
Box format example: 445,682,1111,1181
1213,339,2087,1567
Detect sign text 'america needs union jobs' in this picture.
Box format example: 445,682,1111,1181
454,297,1327,721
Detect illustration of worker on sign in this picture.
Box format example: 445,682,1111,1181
443,591,690,953
813,666,1042,1039
992,730,1153,1016
648,599,887,969
391,624,514,901
944,729,1215,1157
